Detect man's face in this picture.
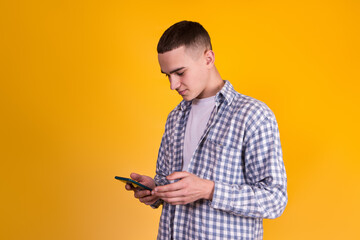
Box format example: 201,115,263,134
158,45,211,101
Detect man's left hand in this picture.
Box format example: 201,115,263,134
152,171,214,205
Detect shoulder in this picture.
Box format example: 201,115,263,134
232,93,275,120
227,92,279,138
221,80,275,122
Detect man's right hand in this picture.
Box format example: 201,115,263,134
125,173,159,205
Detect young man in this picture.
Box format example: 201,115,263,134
126,21,287,240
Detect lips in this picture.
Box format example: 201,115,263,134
178,89,187,95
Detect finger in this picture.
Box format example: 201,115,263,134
125,184,133,191
134,189,151,198
130,172,143,181
153,181,183,193
125,183,135,191
166,171,190,180
140,195,158,205
153,188,185,199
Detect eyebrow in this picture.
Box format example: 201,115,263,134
161,67,185,75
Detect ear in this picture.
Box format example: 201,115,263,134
204,49,215,68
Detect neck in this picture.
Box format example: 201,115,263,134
197,66,224,99
208,67,225,95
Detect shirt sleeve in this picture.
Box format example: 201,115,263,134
210,114,288,219
150,114,173,209
150,133,167,209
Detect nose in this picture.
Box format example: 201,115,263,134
169,76,181,90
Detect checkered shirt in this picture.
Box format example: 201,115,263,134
152,80,287,240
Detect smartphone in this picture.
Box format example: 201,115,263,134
114,176,152,191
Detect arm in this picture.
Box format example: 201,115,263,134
150,113,175,208
210,115,288,219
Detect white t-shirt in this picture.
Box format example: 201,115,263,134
183,96,216,171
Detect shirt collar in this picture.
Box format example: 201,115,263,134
215,80,236,106
179,99,192,111
177,80,236,111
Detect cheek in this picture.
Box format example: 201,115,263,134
180,74,190,86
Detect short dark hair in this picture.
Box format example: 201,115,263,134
157,20,212,54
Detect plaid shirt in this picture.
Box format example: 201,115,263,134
153,80,287,240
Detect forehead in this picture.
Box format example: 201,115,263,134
158,46,200,73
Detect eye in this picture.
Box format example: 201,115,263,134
176,72,184,76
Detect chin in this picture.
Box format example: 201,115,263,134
182,96,194,101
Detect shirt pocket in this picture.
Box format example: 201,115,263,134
207,139,245,185
191,138,219,180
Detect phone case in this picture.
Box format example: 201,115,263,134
115,176,152,191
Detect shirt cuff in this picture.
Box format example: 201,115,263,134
210,181,235,212
150,199,163,209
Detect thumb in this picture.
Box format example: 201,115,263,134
130,172,143,182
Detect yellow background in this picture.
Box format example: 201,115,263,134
1,0,359,239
